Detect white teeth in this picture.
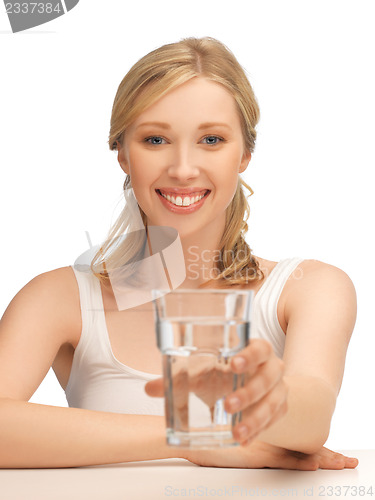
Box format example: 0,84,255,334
159,191,206,207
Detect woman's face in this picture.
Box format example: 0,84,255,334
118,77,251,239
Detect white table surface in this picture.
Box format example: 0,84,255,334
0,450,373,500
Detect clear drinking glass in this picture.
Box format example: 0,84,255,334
152,289,252,448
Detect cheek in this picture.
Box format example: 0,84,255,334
127,149,157,188
214,150,242,191
222,176,240,207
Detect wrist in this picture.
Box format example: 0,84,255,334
158,437,193,461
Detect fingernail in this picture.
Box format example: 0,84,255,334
233,357,246,370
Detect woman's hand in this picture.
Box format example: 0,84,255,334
145,339,359,471
223,338,287,445
184,440,359,470
146,339,287,443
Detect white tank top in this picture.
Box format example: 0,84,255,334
65,257,304,415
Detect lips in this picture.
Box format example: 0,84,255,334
156,188,210,206
155,188,210,213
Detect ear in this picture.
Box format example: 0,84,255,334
239,151,252,174
117,142,129,175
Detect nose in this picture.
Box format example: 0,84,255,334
167,144,200,181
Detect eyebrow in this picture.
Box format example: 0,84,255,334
136,121,171,130
198,122,232,131
135,121,232,131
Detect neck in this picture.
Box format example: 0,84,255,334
177,223,225,289
143,211,227,289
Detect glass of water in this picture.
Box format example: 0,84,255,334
152,289,252,448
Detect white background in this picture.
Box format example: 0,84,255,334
0,1,374,450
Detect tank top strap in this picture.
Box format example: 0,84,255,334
71,266,104,312
255,257,305,303
69,266,105,356
251,257,305,358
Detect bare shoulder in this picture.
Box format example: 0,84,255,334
0,266,82,399
26,266,80,303
290,259,356,290
2,266,81,346
33,266,81,344
284,259,357,324
30,265,78,291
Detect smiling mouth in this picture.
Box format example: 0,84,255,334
156,189,210,207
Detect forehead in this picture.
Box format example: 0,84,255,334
131,78,241,128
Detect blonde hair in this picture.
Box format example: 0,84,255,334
91,37,264,287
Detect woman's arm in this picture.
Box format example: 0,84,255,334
226,260,357,453
0,399,180,468
0,268,181,468
178,259,358,469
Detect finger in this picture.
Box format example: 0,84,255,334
344,457,359,468
225,356,285,413
239,398,288,447
144,378,164,397
259,396,288,431
317,448,359,470
318,452,346,470
231,339,274,376
233,379,288,444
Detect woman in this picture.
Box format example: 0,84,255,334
0,37,358,470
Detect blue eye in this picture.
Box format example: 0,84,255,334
145,136,166,145
202,136,224,145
